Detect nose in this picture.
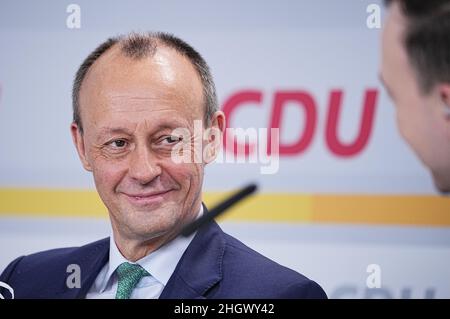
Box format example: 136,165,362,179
128,143,162,185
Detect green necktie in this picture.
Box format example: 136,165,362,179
115,262,150,299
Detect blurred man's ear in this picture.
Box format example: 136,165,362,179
439,84,450,144
441,84,450,118
70,123,93,171
203,111,226,164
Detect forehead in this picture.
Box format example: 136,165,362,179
79,44,204,129
381,3,414,81
383,3,406,43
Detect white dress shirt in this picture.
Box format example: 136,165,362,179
85,207,201,299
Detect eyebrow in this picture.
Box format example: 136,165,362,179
96,121,190,137
97,127,134,136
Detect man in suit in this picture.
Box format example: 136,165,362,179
380,0,450,193
0,32,326,299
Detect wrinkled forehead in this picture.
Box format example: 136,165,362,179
78,44,204,124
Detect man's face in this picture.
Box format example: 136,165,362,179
381,2,450,192
73,45,213,242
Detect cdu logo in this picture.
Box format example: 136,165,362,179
0,281,14,299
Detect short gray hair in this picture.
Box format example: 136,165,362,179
72,32,218,133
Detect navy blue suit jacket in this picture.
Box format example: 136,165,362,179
0,220,327,299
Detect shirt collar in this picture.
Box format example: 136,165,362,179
100,206,202,292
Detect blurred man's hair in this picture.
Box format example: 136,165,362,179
72,32,218,133
384,0,450,93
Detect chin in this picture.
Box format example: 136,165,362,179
432,172,450,194
130,211,179,236
435,182,450,195
126,221,173,240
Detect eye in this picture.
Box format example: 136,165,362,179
161,135,183,145
108,139,128,148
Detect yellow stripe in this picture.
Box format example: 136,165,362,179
0,188,107,218
205,192,313,223
0,188,449,227
312,194,450,227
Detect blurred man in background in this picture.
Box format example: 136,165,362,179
380,0,450,193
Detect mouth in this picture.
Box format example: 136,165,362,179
121,189,173,206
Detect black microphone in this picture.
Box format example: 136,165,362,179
181,183,258,237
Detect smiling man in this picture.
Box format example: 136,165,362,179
381,0,450,193
0,32,326,299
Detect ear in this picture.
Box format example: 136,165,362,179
203,111,226,164
440,84,450,122
71,123,93,172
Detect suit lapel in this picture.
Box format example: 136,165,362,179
47,237,110,299
159,213,226,299
37,204,225,298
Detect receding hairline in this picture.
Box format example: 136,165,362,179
73,32,218,133
78,41,205,127
80,39,200,93
80,36,201,89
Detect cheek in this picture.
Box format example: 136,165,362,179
163,161,203,191
395,94,423,140
395,97,435,161
92,158,128,194
396,106,410,138
397,106,424,152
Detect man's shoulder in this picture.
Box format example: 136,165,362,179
0,238,109,291
221,231,301,276
4,238,108,273
216,228,327,298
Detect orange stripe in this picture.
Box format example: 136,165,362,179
312,194,450,226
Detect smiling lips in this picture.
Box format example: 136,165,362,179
122,189,173,205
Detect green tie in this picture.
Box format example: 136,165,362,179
115,262,150,299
